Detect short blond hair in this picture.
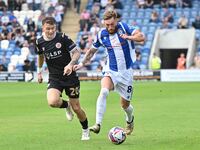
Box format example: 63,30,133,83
103,10,117,20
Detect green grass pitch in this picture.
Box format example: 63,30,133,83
0,81,200,150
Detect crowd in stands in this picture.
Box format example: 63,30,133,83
1,0,200,73
76,0,200,71
0,0,68,72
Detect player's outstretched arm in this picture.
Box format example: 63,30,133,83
73,47,97,71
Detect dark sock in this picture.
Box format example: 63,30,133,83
80,118,88,129
59,100,68,108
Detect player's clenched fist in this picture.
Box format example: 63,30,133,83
73,63,83,71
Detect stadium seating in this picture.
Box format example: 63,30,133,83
1,0,200,71
80,0,200,70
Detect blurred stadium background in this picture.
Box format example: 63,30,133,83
0,0,200,149
0,0,200,75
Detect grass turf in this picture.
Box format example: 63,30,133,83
0,81,200,150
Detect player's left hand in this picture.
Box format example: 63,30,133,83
120,34,129,40
63,64,73,76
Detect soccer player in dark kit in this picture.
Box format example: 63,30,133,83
35,17,90,140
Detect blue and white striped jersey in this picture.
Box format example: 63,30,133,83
92,22,137,72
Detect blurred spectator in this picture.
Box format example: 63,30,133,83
0,38,9,50
80,9,91,21
34,0,42,10
79,9,90,31
74,0,81,14
0,0,6,11
15,28,25,48
132,49,141,69
193,53,200,69
168,0,177,8
150,53,161,70
14,0,22,11
160,0,168,8
136,0,146,8
1,11,10,26
22,59,31,72
90,22,100,39
149,11,160,23
55,2,65,19
110,0,123,10
176,53,186,70
177,15,188,29
91,2,100,15
182,0,192,8
192,15,200,30
160,18,173,29
145,0,154,9
27,18,36,32
176,0,183,7
0,64,7,72
79,37,88,53
8,63,16,72
54,11,62,32
27,0,34,10
7,0,15,11
100,0,109,9
162,8,174,23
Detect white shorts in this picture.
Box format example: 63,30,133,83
103,68,134,101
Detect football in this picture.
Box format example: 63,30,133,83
108,126,126,145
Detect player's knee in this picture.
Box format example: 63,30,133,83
48,98,60,108
99,88,109,98
71,105,81,114
121,101,130,109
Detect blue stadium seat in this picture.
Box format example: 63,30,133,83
191,10,198,18
141,26,148,33
142,48,150,54
147,33,154,41
90,61,99,70
16,65,23,71
98,46,105,54
143,18,149,25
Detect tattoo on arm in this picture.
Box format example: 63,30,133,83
69,48,80,65
82,48,97,65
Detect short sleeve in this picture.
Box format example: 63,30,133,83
122,22,138,35
63,33,76,51
35,39,43,55
92,33,101,49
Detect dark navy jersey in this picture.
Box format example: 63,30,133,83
35,32,78,81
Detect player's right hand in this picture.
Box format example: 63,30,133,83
37,73,43,83
73,63,83,71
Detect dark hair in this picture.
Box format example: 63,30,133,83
42,17,56,25
103,10,117,20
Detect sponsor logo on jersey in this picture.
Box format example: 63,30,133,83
56,42,62,49
45,50,62,60
117,29,124,35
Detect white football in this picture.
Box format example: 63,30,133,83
108,126,126,145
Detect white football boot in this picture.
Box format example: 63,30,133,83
81,128,90,140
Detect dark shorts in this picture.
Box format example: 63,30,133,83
47,79,80,98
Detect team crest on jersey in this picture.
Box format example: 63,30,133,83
117,29,124,35
56,42,62,49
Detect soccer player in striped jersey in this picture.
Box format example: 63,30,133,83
74,10,145,135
